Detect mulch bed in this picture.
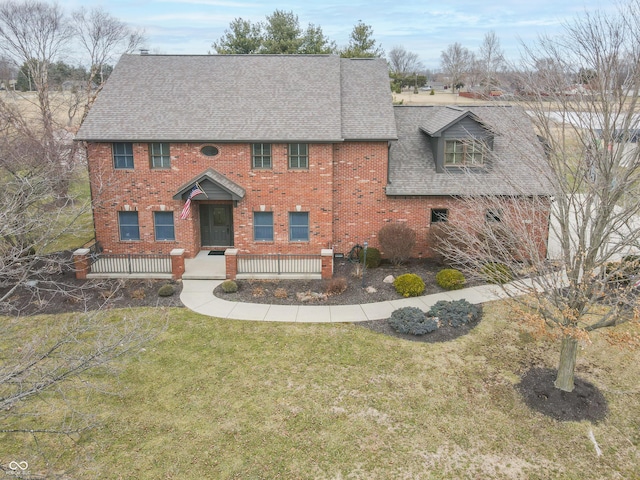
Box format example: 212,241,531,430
214,258,483,306
1,253,183,316
516,367,608,422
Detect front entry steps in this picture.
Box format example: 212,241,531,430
183,250,226,280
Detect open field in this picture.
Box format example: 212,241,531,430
393,90,498,106
1,303,638,478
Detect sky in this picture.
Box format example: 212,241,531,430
61,0,619,69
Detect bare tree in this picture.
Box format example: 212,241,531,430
388,45,423,77
72,6,144,122
477,31,505,93
0,1,71,138
434,1,640,392
0,307,162,475
440,42,473,92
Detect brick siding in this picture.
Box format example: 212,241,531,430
87,140,549,262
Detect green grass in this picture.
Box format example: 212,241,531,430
1,303,639,479
44,168,95,253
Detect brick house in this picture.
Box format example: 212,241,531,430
75,54,551,279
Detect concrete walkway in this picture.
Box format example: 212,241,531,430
180,280,513,323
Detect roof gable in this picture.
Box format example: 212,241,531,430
173,168,245,201
419,106,495,137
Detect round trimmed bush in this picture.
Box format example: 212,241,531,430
393,273,426,297
388,307,438,335
157,284,175,297
435,268,466,290
428,299,481,328
359,246,381,268
482,262,513,284
220,280,238,293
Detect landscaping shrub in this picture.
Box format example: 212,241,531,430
377,223,416,265
325,276,347,295
394,273,425,297
220,280,238,293
428,299,481,327
482,262,513,284
388,307,438,335
435,268,466,290
157,284,175,297
359,247,381,268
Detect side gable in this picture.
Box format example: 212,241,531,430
76,54,397,143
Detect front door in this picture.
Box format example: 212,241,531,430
200,204,232,247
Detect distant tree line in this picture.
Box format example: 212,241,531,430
12,59,114,91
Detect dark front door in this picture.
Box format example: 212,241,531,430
200,204,232,247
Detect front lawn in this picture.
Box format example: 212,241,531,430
1,303,638,478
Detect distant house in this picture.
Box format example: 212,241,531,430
75,54,551,279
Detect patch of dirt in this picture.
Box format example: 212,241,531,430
516,367,608,422
1,253,183,316
215,258,483,306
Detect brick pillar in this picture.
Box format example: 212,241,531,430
73,248,91,280
225,248,238,279
321,248,334,279
170,248,186,280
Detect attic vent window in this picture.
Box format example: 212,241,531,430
201,146,219,157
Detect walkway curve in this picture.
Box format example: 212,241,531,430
180,280,512,323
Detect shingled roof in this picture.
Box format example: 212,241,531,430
387,105,553,196
75,54,397,143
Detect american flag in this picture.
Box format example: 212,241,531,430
180,185,204,219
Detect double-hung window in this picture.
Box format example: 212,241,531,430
154,211,175,241
288,143,308,169
289,212,309,241
252,144,272,169
444,140,485,166
254,212,274,241
150,143,171,169
113,142,134,169
118,211,140,240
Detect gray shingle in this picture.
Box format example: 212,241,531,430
76,54,397,143
387,106,553,196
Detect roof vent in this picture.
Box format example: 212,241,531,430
140,49,149,55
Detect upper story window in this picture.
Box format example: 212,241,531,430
288,143,308,169
252,144,272,169
150,143,170,169
113,142,134,169
201,146,219,157
444,140,485,166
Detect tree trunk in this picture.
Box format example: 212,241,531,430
555,335,578,392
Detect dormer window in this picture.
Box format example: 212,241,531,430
444,140,485,166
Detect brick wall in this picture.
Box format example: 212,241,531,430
87,141,549,262
87,141,335,257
